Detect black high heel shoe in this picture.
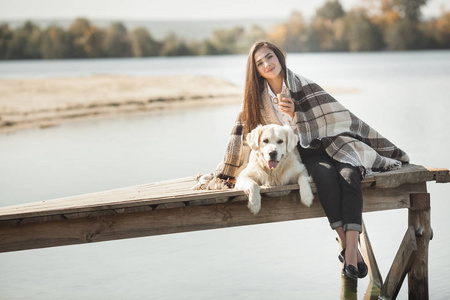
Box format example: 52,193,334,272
339,249,368,279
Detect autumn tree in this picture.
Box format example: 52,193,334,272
386,19,424,49
129,27,160,57
417,19,440,49
390,0,427,21
316,0,345,20
266,11,311,52
2,4,449,60
283,11,309,52
80,26,105,58
160,32,193,56
7,21,42,59
0,24,12,59
185,40,203,56
343,8,384,51
246,25,267,48
40,25,71,59
209,26,246,54
360,0,401,29
309,18,347,51
306,0,347,51
68,18,91,58
67,18,104,58
267,24,288,49
198,40,219,55
362,0,428,50
103,22,131,57
435,10,450,48
420,9,450,49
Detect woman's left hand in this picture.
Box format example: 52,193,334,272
278,97,295,118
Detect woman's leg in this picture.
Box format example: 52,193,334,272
344,231,359,267
299,146,365,270
299,147,343,230
334,161,364,267
336,163,363,232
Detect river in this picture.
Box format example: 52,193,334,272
0,51,449,299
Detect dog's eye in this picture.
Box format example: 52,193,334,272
262,139,269,144
277,140,284,144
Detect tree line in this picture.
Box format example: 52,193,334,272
1,0,449,60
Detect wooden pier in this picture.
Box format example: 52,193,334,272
0,164,449,299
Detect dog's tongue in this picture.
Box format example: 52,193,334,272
268,160,278,169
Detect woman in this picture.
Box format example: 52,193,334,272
212,41,409,280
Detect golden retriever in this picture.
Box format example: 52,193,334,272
235,124,314,214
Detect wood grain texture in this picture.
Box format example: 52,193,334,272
0,183,426,253
379,226,417,300
1,163,444,221
0,163,446,253
408,194,432,300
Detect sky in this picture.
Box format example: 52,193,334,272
0,0,448,21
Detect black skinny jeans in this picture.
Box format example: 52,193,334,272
298,144,363,233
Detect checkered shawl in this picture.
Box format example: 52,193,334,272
215,68,409,180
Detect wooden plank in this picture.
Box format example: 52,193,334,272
360,183,426,212
0,170,429,222
379,226,417,300
0,181,333,221
0,163,446,253
409,193,430,211
373,164,450,188
2,163,444,221
0,182,425,228
0,184,423,253
0,193,319,252
0,177,193,217
1,164,445,222
408,193,432,300
0,179,235,220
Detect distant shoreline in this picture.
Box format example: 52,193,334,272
0,75,244,134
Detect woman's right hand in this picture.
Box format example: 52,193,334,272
278,96,295,118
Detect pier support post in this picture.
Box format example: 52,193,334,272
379,226,417,300
408,193,432,300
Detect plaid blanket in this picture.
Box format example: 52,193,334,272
215,68,410,181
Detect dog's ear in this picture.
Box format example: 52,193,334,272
246,125,263,151
284,125,299,152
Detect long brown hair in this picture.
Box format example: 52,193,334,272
242,41,287,134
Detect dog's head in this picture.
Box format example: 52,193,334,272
246,124,298,169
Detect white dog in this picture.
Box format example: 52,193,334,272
235,124,314,214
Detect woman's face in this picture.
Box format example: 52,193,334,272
254,47,282,81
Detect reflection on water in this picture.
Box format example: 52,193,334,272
363,282,382,300
341,276,358,300
340,277,381,300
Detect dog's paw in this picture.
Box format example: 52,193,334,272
247,193,261,214
248,202,261,214
300,189,314,207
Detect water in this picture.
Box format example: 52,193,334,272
0,51,449,299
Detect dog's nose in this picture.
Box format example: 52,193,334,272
269,151,277,159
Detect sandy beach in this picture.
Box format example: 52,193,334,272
0,75,356,134
0,75,244,133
